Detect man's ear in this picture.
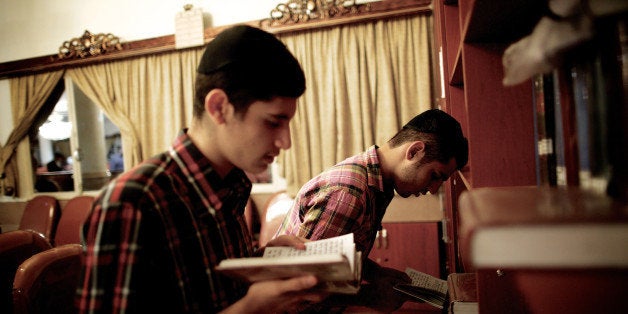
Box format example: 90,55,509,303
205,89,232,125
406,141,426,161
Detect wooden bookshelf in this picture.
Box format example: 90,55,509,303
433,0,544,275
458,186,628,314
434,3,628,314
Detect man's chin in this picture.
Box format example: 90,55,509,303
246,164,270,175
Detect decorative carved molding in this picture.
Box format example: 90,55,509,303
260,0,372,27
57,30,123,60
0,0,431,79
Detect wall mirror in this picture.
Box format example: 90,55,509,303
28,78,122,194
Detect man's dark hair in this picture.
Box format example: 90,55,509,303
193,25,305,117
388,109,469,170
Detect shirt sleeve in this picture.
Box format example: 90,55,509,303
76,193,144,313
297,185,366,246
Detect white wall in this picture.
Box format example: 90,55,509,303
0,0,279,63
0,0,280,144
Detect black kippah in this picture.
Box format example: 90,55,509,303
197,25,305,97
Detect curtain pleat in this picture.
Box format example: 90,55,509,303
0,70,65,196
66,47,203,169
278,14,433,196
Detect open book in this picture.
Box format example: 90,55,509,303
393,267,448,309
216,233,362,294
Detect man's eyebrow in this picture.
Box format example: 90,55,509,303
270,113,292,121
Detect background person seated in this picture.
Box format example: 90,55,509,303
46,152,68,172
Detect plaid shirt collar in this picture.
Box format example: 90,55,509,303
172,129,252,215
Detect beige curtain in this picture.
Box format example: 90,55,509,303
66,48,203,169
0,70,65,196
278,14,434,196
6,15,431,197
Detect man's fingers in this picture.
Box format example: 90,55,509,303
275,275,318,294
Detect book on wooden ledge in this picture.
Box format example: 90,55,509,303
393,267,448,309
447,273,478,314
215,233,362,294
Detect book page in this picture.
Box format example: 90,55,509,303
405,267,448,295
263,233,356,271
394,268,448,309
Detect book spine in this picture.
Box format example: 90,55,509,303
533,74,558,186
554,68,581,186
573,50,611,194
603,19,627,203
571,62,592,190
559,36,614,193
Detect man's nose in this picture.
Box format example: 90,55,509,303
275,126,291,149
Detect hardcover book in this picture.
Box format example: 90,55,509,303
447,273,478,314
216,233,362,294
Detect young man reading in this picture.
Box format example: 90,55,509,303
275,109,469,312
76,25,325,313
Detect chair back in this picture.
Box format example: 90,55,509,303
258,191,293,247
0,230,52,313
54,196,94,246
19,195,61,242
12,244,83,314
